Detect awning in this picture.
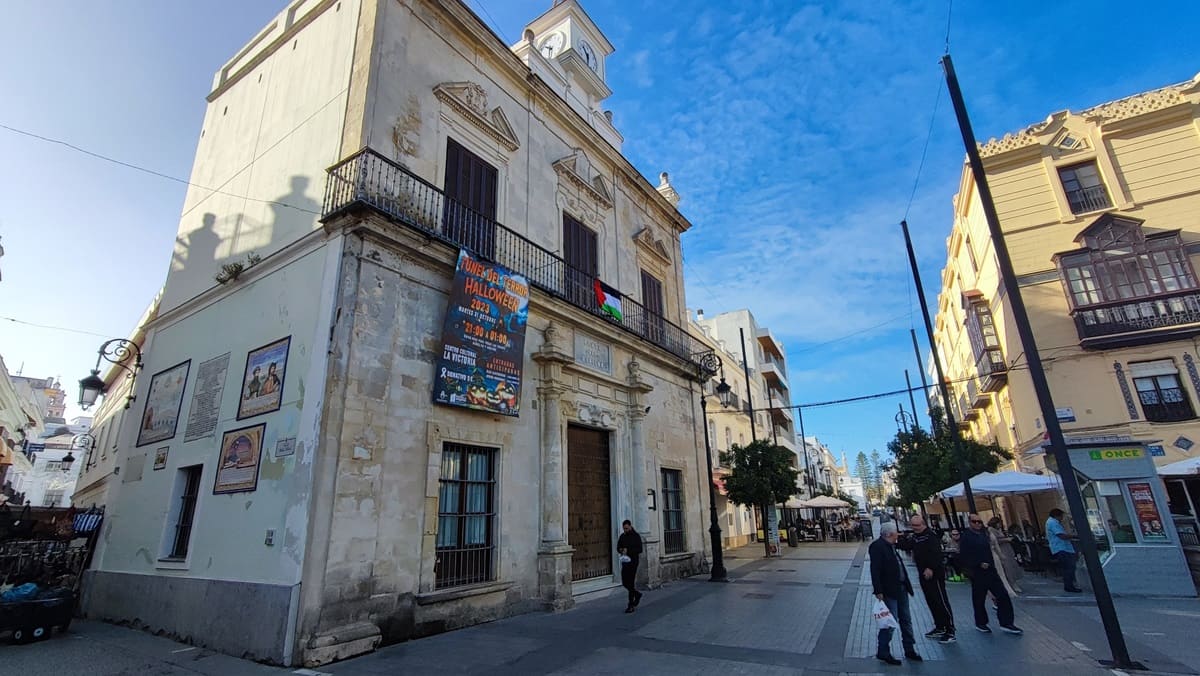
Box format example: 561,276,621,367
1158,456,1200,477
801,495,851,508
937,470,1060,499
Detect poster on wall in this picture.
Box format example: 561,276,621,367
1127,481,1168,541
432,249,529,417
136,360,191,447
213,423,266,494
237,337,290,420
153,447,169,470
184,352,230,442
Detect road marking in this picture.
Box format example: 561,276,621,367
171,647,198,654
1144,631,1165,636
293,670,331,676
1071,641,1092,652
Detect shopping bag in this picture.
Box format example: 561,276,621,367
872,598,900,630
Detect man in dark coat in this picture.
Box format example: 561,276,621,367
899,514,956,642
616,520,643,613
869,522,921,665
958,513,1023,635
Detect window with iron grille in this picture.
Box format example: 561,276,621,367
436,442,497,589
1131,361,1195,423
1058,161,1112,215
661,468,685,554
168,465,203,559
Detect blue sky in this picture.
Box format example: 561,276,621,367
1,1,1197,462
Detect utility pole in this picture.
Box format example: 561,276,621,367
910,329,933,427
901,219,977,514
904,369,919,428
941,53,1135,669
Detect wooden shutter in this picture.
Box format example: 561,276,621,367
443,138,497,258
563,214,598,308
641,269,665,343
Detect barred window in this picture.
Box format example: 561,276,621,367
436,443,497,589
661,468,685,554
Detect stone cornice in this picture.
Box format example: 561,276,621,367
432,81,520,152
553,149,613,209
633,227,672,266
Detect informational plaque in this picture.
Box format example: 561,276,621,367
432,250,529,417
184,353,230,442
574,333,612,375
275,436,296,458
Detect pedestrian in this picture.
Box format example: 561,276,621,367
869,522,922,666
958,513,1023,635
1045,508,1082,593
987,516,1023,595
899,515,956,643
942,528,962,581
616,519,643,613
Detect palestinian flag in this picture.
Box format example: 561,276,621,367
593,279,623,321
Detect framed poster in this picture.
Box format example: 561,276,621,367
1127,481,1168,542
136,360,191,447
213,423,265,495
432,250,529,416
153,446,169,470
237,337,291,420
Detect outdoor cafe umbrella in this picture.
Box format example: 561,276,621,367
938,470,1060,498
1157,456,1200,477
802,495,851,508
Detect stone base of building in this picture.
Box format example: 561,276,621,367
81,570,295,664
659,552,703,582
302,622,382,667
537,543,576,611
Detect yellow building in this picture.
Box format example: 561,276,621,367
932,71,1200,482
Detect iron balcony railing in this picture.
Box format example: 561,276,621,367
1065,184,1112,215
1074,289,1200,343
975,346,1007,391
322,148,701,367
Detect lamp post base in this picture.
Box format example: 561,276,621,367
708,523,727,582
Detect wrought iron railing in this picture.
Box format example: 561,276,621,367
322,149,700,367
1074,289,1200,342
1065,184,1112,214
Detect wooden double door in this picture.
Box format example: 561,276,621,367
567,425,613,582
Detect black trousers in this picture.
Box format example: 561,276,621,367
918,569,955,633
621,560,640,605
969,567,1014,627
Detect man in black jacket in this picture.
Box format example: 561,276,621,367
958,513,1022,635
616,520,643,613
869,523,921,666
899,514,956,643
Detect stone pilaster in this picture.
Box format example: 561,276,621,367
626,358,658,588
532,322,575,611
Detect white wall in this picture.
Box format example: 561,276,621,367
11,447,82,507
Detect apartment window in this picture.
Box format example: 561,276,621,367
661,469,685,554
1057,218,1198,311
44,460,62,472
436,442,497,589
563,213,599,309
708,420,717,447
166,465,203,560
42,490,64,507
640,270,665,342
1131,360,1195,423
443,138,497,258
725,427,733,450
1058,161,1112,214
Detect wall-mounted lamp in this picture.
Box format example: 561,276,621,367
78,338,143,411
646,488,657,511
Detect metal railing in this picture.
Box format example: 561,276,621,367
1065,184,1112,214
1074,289,1200,342
322,149,701,368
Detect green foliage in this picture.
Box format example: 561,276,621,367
886,407,1012,507
720,439,799,510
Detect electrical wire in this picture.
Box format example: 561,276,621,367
1,316,114,339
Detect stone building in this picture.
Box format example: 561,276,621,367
83,0,714,666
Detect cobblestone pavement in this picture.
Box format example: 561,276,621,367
7,541,1199,676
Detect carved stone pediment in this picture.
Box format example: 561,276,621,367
633,227,672,265
433,82,519,152
553,148,613,210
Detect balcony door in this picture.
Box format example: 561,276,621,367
443,138,497,259
641,270,665,343
563,213,598,309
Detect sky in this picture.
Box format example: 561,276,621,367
1,1,1197,462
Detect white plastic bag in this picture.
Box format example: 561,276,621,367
619,554,631,564
872,598,900,631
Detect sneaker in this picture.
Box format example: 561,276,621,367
924,627,945,638
939,632,957,644
1000,624,1024,635
975,624,992,633
876,655,902,666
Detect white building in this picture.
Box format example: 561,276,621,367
84,0,717,666
838,475,867,510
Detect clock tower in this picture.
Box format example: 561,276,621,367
516,0,615,106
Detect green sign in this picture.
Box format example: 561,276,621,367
1087,447,1143,461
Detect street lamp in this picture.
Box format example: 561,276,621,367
73,433,97,472
696,351,732,582
78,338,143,411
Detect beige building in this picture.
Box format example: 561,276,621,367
931,73,1200,506
84,0,717,666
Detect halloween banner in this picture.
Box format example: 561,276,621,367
432,249,529,417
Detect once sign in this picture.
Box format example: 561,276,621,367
1087,447,1143,461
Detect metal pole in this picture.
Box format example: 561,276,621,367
798,404,813,502
905,370,919,427
701,395,728,582
910,329,933,426
738,328,758,443
901,219,977,513
941,53,1134,668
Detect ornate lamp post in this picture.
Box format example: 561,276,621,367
73,433,97,472
78,339,143,411
697,351,733,582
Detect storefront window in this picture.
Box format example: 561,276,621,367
1079,480,1113,563
1098,481,1137,543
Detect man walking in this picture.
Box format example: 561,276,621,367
899,515,956,643
958,513,1023,635
616,520,643,613
869,522,922,666
1046,508,1083,593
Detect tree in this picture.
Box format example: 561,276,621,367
868,450,884,504
854,451,871,502
721,440,799,557
886,407,1011,520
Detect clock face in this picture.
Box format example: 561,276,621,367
540,32,564,58
577,39,598,72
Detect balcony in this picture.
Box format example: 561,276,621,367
1072,289,1200,350
976,347,1007,392
768,391,792,424
969,378,991,409
1065,184,1112,215
756,327,785,360
959,392,978,421
760,357,788,389
322,149,703,370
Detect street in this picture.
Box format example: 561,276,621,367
6,540,1200,675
